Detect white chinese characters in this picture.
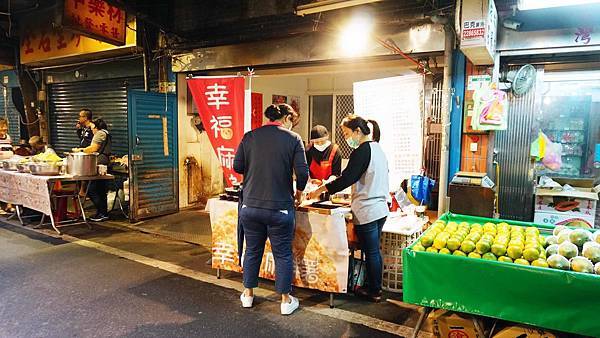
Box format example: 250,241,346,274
210,115,232,139
205,83,230,110
216,146,236,170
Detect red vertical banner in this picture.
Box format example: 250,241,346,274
187,77,245,187
251,92,263,130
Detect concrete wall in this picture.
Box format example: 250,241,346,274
177,74,224,209
251,75,309,139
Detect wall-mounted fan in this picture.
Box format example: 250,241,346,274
501,64,536,96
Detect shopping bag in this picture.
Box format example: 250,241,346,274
348,255,366,292
409,175,435,205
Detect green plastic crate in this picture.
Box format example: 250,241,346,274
402,213,600,337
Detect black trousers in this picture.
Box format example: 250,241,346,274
88,180,108,215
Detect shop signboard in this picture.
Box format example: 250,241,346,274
470,83,508,131
62,0,126,46
187,77,245,187
467,74,492,90
460,0,497,65
19,17,136,65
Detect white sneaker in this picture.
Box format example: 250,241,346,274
240,293,254,308
280,295,299,315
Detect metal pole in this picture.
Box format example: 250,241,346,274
3,86,7,122
142,51,149,92
438,26,454,216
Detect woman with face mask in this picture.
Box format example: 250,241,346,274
233,103,308,315
308,114,389,302
305,125,342,184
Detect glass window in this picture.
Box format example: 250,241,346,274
309,95,333,138
536,71,600,178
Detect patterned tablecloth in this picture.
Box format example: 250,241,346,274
0,170,57,215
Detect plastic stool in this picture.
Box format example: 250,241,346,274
53,190,81,222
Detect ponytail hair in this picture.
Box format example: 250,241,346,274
264,104,284,121
341,115,381,142
368,119,381,142
264,103,299,124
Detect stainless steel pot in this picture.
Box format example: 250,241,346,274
66,152,98,176
29,162,62,176
16,163,30,173
2,159,18,171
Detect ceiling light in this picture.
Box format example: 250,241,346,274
338,15,373,57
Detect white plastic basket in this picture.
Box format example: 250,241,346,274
381,228,424,292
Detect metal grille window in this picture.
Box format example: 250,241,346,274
1,86,20,142
335,95,354,159
424,80,443,181
49,77,144,155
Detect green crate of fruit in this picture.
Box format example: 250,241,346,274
402,213,600,337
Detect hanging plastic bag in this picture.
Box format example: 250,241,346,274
531,131,562,171
530,131,547,161
542,140,563,171
409,175,435,205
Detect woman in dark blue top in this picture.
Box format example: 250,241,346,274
233,104,309,315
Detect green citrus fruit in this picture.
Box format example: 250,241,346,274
514,258,530,265
507,246,523,260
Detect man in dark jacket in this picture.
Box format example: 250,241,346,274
76,108,94,148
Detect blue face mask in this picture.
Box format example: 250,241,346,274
345,136,360,149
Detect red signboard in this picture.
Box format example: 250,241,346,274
251,92,263,130
188,77,246,187
63,0,126,46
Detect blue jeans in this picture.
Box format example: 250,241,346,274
240,206,295,294
355,217,387,293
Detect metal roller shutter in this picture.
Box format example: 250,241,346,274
48,77,144,155
1,86,21,143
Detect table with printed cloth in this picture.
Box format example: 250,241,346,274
206,198,353,305
206,198,423,307
0,170,113,234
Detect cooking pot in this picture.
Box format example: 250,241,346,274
66,152,98,176
29,162,62,176
1,160,17,171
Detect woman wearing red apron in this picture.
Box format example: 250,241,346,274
306,125,342,183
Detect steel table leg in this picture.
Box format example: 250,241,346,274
14,205,23,225
77,181,92,229
49,212,61,235
412,307,433,338
329,293,335,308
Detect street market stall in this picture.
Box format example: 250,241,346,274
0,163,113,234
207,195,429,302
403,213,600,337
207,198,351,298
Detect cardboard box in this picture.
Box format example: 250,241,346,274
493,325,556,338
534,180,600,229
429,309,484,338
533,211,595,229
